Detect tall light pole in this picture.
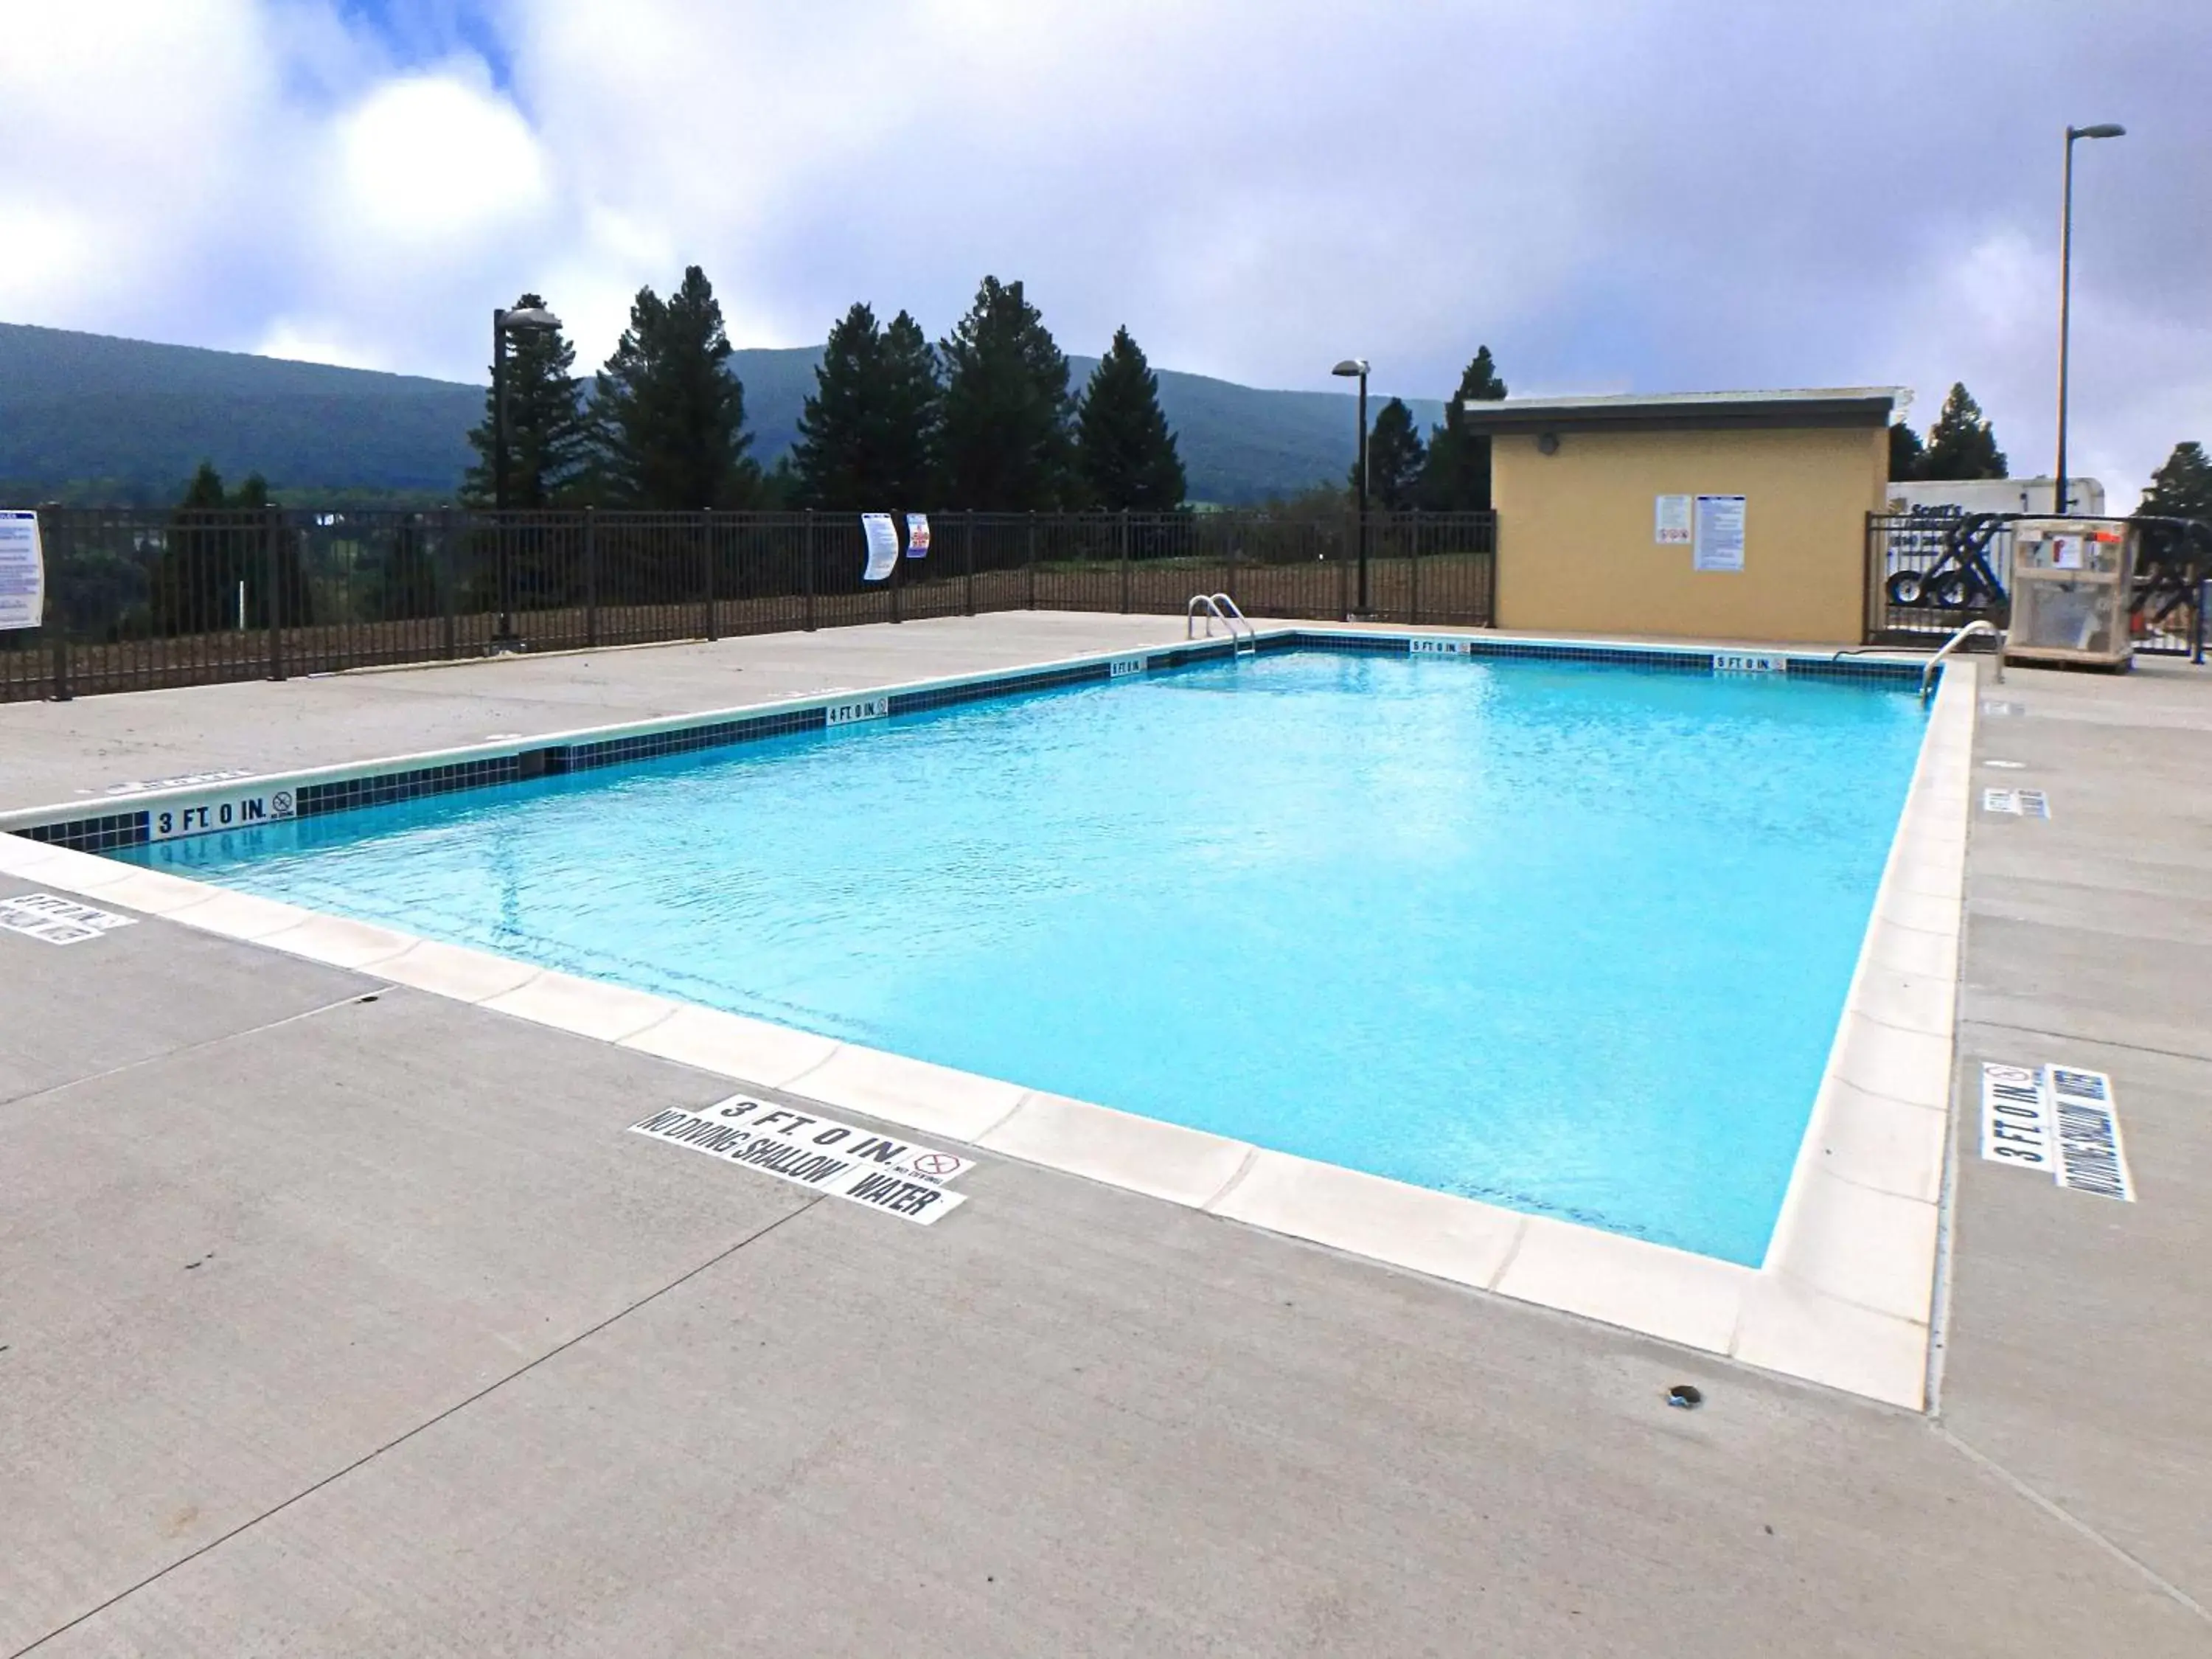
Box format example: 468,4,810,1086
1333,358,1371,616
491,303,563,647
2056,123,2124,516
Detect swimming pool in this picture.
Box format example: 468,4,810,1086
123,646,1928,1265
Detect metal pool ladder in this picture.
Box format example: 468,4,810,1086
1188,593,1256,653
1921,618,2004,703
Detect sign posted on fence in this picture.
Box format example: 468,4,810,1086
860,513,900,582
0,511,44,630
905,513,931,558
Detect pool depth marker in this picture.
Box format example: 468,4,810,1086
1978,1062,2133,1201
630,1096,973,1224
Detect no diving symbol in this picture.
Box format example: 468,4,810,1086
271,790,295,815
911,1152,961,1178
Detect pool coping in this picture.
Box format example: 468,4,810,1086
0,626,1968,1410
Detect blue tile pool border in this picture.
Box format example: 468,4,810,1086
2,630,1927,851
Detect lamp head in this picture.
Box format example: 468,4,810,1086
500,306,564,332
2068,123,2126,141
1332,359,1368,378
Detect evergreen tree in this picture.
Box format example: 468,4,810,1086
462,293,594,507
788,303,942,509
2137,441,2212,522
1888,421,1927,481
791,302,887,509
1419,346,1508,510
371,516,442,620
153,464,307,633
877,310,942,507
594,265,758,509
1354,397,1427,511
1076,326,1186,509
1919,383,2007,480
938,276,1075,510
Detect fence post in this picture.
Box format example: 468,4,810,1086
803,510,816,631
888,519,902,625
265,507,287,681
582,508,599,648
964,511,975,616
47,511,72,701
1119,509,1131,614
702,508,718,641
1409,508,1421,625
439,509,458,658
1026,512,1037,609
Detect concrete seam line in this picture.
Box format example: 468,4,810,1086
6,1197,826,1659
1933,1425,2212,1629
1,989,377,1111
1960,1016,2212,1069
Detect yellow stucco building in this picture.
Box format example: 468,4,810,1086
1458,389,1899,644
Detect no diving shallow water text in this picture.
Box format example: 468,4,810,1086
630,1098,972,1224
1978,1062,2133,1201
0,891,136,945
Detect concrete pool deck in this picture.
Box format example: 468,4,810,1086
2,616,2208,1654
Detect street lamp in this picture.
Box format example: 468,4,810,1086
1333,358,1371,616
2056,123,2123,515
491,303,563,647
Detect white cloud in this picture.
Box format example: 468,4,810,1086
0,0,2205,503
333,72,552,244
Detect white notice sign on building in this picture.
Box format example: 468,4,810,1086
1654,494,1692,546
1692,494,1746,571
0,511,44,630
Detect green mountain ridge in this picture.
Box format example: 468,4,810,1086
0,321,1444,507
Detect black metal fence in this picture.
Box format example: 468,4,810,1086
1865,511,2015,642
0,507,1497,701
2131,516,2210,660
1866,509,2207,661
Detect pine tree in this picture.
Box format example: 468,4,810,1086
877,310,942,508
1919,383,2007,480
791,302,888,510
462,293,594,508
1076,326,1186,509
1888,422,1927,481
594,265,759,509
2137,441,2212,522
789,304,942,509
938,276,1076,510
154,464,307,633
1419,346,1508,510
1354,397,1427,511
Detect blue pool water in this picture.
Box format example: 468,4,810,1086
127,650,1927,1263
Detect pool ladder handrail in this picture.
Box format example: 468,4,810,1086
1920,619,2003,703
1188,593,1256,653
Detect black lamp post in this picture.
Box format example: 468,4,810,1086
2056,122,2123,516
491,302,563,648
1333,358,1371,616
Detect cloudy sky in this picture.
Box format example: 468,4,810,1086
4,1,2204,504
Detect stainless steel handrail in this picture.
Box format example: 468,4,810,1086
1921,619,2003,703
1187,593,1256,651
